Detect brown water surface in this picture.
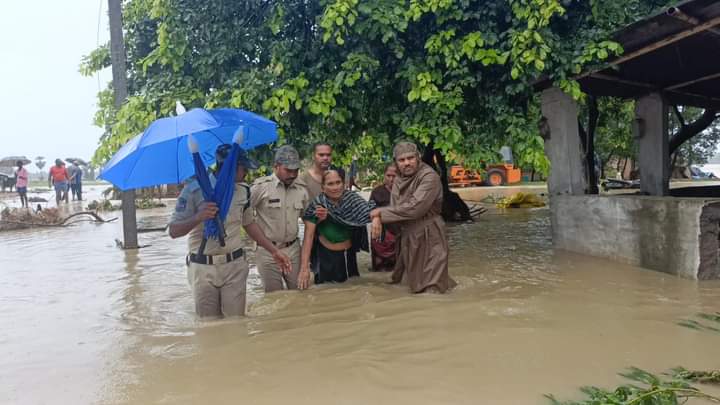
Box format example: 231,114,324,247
1,194,719,404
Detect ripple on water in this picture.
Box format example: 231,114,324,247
2,204,720,405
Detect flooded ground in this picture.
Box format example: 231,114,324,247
1,188,719,404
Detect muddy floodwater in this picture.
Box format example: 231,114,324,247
1,187,719,404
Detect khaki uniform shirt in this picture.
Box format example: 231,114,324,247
170,179,253,255
298,170,323,203
250,174,309,244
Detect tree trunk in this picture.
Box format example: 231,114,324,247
108,0,138,249
577,96,599,194
668,108,719,155
422,143,472,222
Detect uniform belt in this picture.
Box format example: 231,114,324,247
271,238,297,248
187,248,244,265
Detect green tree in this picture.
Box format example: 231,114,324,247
591,98,636,179
669,107,720,169
81,0,684,189
81,1,604,164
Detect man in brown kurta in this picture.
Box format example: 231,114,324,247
370,142,454,293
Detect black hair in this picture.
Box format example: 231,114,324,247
213,144,232,173
313,142,332,153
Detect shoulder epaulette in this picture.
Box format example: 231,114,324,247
184,179,202,193
252,175,274,186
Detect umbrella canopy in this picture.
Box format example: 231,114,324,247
65,157,89,166
98,108,277,190
0,156,31,168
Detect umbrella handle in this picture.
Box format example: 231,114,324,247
197,238,208,256
215,216,226,247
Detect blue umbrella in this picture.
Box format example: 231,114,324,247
99,108,277,190
188,129,245,247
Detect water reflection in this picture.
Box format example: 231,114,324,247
0,203,719,404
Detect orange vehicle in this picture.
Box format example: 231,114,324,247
483,163,522,186
449,165,484,187
449,146,522,187
449,163,522,187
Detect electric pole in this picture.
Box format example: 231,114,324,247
107,0,138,249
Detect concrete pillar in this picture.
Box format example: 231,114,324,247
540,87,587,196
635,93,669,196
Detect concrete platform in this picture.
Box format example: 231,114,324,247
551,194,720,280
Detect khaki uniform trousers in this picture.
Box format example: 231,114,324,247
256,240,301,292
187,258,250,318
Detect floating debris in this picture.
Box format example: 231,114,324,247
0,207,116,231
496,192,546,208
86,198,166,212
0,207,63,230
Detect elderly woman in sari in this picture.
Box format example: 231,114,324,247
298,170,374,288
369,163,399,271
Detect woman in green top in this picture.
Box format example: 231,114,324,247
298,170,374,288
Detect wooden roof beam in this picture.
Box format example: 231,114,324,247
587,73,720,107
578,13,720,80
666,72,720,91
590,73,657,89
667,6,720,37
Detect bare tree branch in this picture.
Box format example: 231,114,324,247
673,105,687,128
669,109,719,155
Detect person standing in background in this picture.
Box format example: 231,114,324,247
66,162,78,200
61,162,70,203
70,162,83,201
48,159,69,205
298,142,332,202
346,155,359,190
369,163,399,272
15,161,29,208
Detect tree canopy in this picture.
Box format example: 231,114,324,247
82,0,681,176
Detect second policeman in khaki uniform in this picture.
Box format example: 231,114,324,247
244,145,309,292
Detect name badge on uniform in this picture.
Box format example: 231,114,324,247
268,198,280,203
176,197,187,212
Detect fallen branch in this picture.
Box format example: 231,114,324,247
60,211,117,225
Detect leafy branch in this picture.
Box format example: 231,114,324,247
547,367,720,404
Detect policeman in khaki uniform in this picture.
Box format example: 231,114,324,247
168,144,258,318
244,145,309,292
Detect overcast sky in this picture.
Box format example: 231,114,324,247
0,1,110,170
